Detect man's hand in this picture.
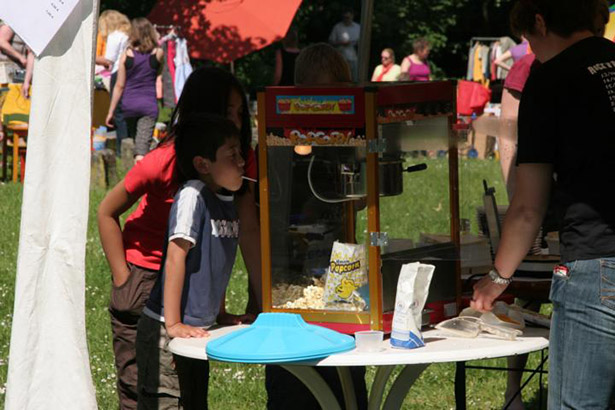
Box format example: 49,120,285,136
166,322,209,339
217,312,256,326
470,275,508,312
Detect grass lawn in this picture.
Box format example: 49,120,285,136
0,157,549,409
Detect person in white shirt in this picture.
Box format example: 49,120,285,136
328,10,360,82
97,10,131,155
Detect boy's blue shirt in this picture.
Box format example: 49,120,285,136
144,179,239,327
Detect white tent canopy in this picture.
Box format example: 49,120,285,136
3,0,98,408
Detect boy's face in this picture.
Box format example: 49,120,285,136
197,137,245,192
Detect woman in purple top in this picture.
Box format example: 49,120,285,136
495,38,530,72
106,17,163,162
400,38,431,81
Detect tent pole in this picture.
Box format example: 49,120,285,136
358,0,374,84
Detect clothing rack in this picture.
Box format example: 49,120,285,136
154,24,178,30
154,24,183,37
469,36,503,47
467,36,514,84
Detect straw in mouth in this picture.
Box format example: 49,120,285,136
242,176,257,183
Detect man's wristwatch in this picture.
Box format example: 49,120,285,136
488,268,513,285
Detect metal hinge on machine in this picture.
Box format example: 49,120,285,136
370,232,389,247
367,139,387,153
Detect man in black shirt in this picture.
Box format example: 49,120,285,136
471,0,615,408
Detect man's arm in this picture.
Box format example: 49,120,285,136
471,163,553,311
0,25,26,67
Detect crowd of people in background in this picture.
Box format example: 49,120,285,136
370,39,432,82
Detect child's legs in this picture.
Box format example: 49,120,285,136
174,355,209,410
136,314,181,410
109,264,158,410
134,116,157,157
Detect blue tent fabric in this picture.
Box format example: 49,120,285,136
206,313,356,363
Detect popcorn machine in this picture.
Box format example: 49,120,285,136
256,82,461,333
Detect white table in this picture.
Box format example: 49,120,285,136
170,325,549,410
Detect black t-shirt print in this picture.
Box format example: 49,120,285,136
517,36,615,262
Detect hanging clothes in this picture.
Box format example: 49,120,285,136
497,36,516,79
467,43,477,80
174,37,192,101
467,37,517,82
472,45,486,84
160,38,177,108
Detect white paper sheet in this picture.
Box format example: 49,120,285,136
0,0,80,55
5,0,98,408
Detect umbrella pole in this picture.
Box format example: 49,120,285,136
230,61,235,74
358,0,374,84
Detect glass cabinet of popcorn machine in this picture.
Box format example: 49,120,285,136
257,82,460,333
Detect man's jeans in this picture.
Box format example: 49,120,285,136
549,258,615,409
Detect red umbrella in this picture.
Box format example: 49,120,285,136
148,0,302,63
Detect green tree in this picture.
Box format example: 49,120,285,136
101,0,614,87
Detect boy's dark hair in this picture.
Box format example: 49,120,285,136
510,0,609,37
164,67,251,169
174,113,240,183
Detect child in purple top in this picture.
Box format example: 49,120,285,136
106,17,163,162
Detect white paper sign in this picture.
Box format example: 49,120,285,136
0,0,80,55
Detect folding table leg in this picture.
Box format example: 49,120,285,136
382,363,429,410
455,361,467,410
280,365,342,410
368,365,395,410
337,367,358,410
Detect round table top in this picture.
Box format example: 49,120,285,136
169,325,548,367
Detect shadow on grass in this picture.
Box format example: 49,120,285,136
522,385,548,410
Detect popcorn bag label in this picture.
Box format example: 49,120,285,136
323,242,368,311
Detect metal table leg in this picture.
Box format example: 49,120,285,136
368,365,395,410
281,365,342,410
382,364,429,410
337,367,358,410
455,361,467,410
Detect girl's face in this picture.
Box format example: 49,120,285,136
227,88,244,131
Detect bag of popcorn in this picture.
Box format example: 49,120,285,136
323,241,369,311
